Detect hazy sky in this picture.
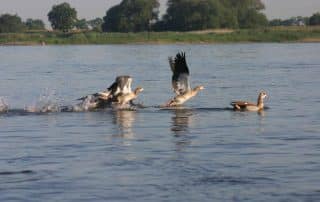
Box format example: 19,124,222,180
1,0,320,26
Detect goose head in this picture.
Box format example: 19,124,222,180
259,91,268,100
194,85,205,92
134,87,144,95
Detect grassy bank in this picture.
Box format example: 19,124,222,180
1,26,320,45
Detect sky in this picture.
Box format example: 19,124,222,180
1,0,320,26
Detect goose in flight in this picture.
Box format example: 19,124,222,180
230,91,268,112
165,52,204,107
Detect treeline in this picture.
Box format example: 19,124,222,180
0,14,45,33
1,1,320,34
0,3,103,33
270,13,320,26
102,0,269,32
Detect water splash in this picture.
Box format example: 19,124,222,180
58,95,101,112
69,97,137,112
73,95,99,112
25,89,61,113
0,98,9,113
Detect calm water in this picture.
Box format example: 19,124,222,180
0,44,320,201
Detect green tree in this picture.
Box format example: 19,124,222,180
87,18,103,32
48,2,77,32
161,0,229,31
25,19,45,30
228,0,267,28
102,0,160,32
0,14,26,33
269,19,282,26
309,12,320,25
238,8,268,28
75,18,88,30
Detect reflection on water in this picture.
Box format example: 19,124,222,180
230,110,267,134
258,110,266,117
112,109,136,141
170,108,194,151
170,108,193,136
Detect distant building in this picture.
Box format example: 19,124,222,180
280,17,306,26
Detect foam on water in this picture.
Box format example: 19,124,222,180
0,97,9,113
25,89,61,113
72,95,99,112
1,92,140,115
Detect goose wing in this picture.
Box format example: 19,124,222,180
230,100,256,108
77,91,111,101
169,52,191,95
110,76,132,95
77,76,132,101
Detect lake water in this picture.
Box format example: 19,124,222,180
0,44,320,201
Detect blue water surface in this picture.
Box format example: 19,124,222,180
0,44,320,201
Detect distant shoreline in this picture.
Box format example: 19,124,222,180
1,27,320,45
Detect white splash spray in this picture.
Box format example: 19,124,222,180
0,98,9,113
25,89,61,113
72,95,99,112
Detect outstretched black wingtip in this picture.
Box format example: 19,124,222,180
176,52,186,60
172,51,189,75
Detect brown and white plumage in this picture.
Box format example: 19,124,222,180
169,52,191,95
78,76,132,101
166,86,204,106
115,87,144,105
77,75,133,109
166,52,204,107
109,76,133,97
231,91,268,112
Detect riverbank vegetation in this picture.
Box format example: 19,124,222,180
1,26,320,45
0,0,320,45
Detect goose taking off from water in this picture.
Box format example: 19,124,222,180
165,52,204,107
230,91,268,112
78,75,132,101
115,87,144,106
77,75,133,109
108,76,133,99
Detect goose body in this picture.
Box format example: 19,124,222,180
116,87,144,105
231,91,267,112
167,86,204,106
78,76,132,101
166,52,204,107
77,75,133,109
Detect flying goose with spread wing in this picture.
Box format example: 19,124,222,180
165,52,204,107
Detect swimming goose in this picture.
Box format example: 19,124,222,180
230,91,268,111
115,87,144,106
165,52,204,107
